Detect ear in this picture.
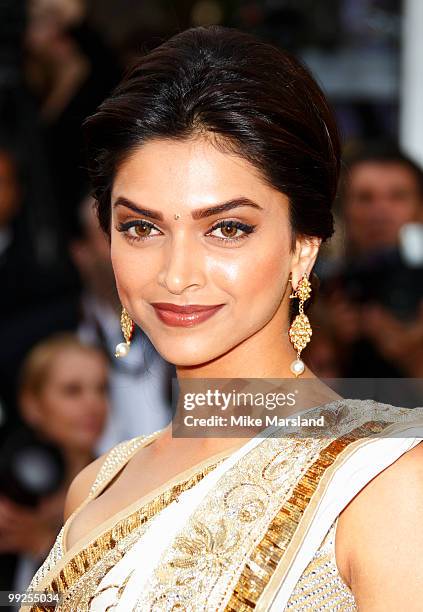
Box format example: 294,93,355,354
290,235,322,289
19,391,43,428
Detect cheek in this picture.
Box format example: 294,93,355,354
393,200,417,222
44,390,79,422
38,391,58,417
35,395,65,435
208,241,289,304
110,237,149,303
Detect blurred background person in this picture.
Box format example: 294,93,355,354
340,143,423,259
25,0,122,237
70,196,175,453
0,139,80,437
0,0,83,435
0,333,108,600
320,144,423,377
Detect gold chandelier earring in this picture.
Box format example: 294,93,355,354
115,307,135,358
288,273,312,377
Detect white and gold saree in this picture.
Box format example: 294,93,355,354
23,398,423,611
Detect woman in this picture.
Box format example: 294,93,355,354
0,333,108,598
24,26,423,611
18,333,108,474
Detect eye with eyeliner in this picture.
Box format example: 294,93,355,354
116,218,257,244
116,219,161,241
206,219,256,242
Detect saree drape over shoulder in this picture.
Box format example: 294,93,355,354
23,398,423,611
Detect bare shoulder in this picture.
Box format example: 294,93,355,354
337,441,423,610
63,451,109,521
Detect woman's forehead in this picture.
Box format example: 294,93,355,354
112,138,286,214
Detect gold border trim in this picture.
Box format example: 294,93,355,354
52,460,225,592
33,439,245,600
224,418,421,611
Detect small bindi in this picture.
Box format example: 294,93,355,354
174,213,181,220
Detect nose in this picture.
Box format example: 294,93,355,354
157,231,207,294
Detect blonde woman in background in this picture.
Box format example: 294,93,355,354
0,334,108,595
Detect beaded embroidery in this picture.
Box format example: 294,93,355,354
23,400,422,612
285,517,356,610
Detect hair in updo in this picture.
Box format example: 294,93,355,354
83,25,341,321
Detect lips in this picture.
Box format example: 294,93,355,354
151,302,225,327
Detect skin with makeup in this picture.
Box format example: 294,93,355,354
60,28,423,610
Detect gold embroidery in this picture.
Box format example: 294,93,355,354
168,519,238,571
133,434,321,610
87,568,135,610
28,459,225,611
225,421,386,610
223,483,269,523
132,411,394,611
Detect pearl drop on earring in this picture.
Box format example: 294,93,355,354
115,342,130,358
290,358,305,377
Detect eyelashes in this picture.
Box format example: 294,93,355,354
117,219,161,241
116,218,257,245
207,220,256,242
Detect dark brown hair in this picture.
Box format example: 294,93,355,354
83,25,341,319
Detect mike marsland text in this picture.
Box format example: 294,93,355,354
183,414,325,427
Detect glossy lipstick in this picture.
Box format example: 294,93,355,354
151,302,224,327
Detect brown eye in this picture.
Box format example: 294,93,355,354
122,220,162,240
208,219,256,242
134,223,152,238
118,218,162,242
220,222,238,238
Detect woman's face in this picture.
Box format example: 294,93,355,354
29,348,108,451
111,137,308,367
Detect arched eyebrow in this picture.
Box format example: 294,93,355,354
113,197,263,221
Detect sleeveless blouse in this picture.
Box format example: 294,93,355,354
26,433,357,611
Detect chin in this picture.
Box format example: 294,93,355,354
151,335,231,368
